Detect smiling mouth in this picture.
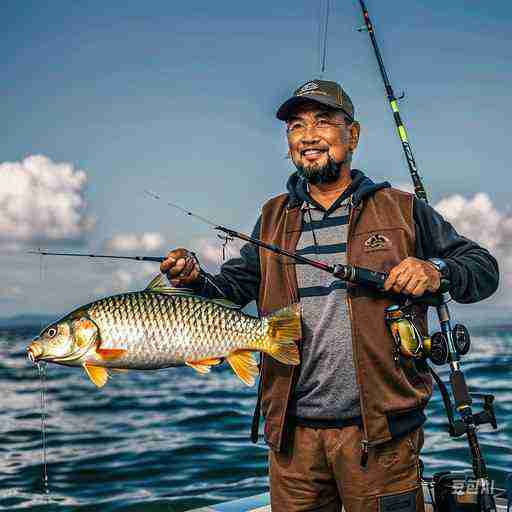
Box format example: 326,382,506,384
301,148,328,157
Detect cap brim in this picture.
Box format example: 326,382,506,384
276,95,351,121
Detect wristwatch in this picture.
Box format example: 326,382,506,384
427,258,450,281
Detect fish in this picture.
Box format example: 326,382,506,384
27,274,301,388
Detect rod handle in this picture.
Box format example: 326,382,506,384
352,266,387,289
450,370,472,409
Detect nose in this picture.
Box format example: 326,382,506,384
27,341,43,362
300,128,321,145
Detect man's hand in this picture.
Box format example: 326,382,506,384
384,257,441,297
160,248,201,287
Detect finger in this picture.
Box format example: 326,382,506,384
169,257,189,277
392,270,413,294
180,263,201,285
403,276,424,296
180,257,196,278
160,248,189,273
384,265,404,291
410,280,428,297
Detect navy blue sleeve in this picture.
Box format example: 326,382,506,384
413,198,499,303
193,217,261,307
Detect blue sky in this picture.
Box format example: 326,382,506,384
1,0,511,319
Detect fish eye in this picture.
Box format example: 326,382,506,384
46,327,57,338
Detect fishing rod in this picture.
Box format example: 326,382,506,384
27,240,386,294
30,191,444,305
357,0,428,203
357,3,498,510
27,251,164,263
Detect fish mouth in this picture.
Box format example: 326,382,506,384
27,342,44,363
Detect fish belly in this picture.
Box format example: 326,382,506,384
87,292,265,370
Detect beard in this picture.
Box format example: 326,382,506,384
294,154,342,185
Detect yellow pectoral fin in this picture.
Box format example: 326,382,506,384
226,351,258,386
185,358,222,374
96,348,127,361
83,364,109,388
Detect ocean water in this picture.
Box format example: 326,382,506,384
1,324,511,511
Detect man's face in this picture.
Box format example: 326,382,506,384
286,102,360,184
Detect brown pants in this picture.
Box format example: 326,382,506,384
269,425,424,512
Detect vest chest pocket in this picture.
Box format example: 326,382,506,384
350,227,412,274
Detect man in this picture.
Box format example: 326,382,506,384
160,80,499,512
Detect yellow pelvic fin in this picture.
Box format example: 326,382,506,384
226,351,258,386
96,348,127,361
83,364,109,388
185,358,222,374
264,304,301,365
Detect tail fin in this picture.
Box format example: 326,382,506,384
264,304,301,365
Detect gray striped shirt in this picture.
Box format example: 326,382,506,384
288,198,361,421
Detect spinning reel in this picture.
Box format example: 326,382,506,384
385,304,471,366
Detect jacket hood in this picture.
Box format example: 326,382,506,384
285,169,390,209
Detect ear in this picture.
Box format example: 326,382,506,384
349,121,361,150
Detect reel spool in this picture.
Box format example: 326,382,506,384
385,305,471,366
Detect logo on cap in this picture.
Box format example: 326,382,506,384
297,81,319,95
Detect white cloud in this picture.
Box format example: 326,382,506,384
103,232,165,253
0,155,94,245
434,193,512,253
94,262,157,295
195,236,243,269
434,193,512,299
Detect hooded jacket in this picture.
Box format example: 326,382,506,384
196,169,499,452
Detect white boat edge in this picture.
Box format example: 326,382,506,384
188,481,509,511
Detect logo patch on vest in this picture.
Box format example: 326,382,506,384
364,233,392,252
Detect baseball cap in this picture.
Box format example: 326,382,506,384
276,79,355,121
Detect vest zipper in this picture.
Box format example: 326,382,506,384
347,198,371,469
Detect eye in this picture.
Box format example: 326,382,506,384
316,117,333,128
46,327,57,338
287,121,303,132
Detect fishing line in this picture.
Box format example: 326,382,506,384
38,361,50,497
144,189,217,228
36,247,50,497
315,0,324,76
217,234,234,262
320,0,330,75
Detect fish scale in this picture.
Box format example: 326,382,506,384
86,292,265,369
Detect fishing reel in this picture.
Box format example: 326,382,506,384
385,304,471,366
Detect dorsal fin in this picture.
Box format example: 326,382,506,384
209,298,241,309
144,274,195,296
145,274,240,308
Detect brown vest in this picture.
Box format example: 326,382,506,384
256,187,432,452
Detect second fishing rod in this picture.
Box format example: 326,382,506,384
357,2,498,510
